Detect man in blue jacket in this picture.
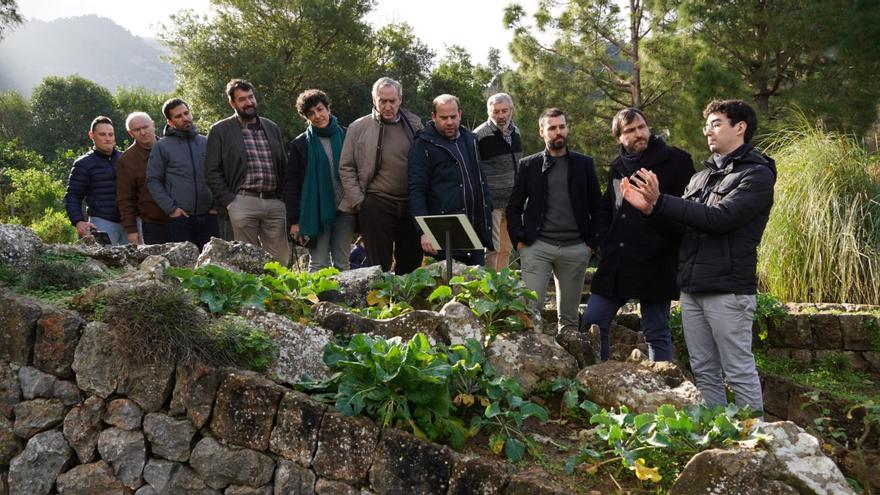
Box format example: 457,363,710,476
147,98,217,250
64,115,127,245
408,94,493,265
623,99,775,414
507,108,601,333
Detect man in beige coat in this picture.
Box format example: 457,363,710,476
338,77,424,274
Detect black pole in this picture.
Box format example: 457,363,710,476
445,230,452,284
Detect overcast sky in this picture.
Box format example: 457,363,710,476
18,0,533,67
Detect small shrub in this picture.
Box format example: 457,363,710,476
30,209,77,244
261,262,339,322
20,252,97,291
166,264,269,314
211,316,277,372
450,267,538,336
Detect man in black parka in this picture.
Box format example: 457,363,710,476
584,108,694,361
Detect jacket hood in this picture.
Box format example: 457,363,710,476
418,121,472,146
163,124,200,139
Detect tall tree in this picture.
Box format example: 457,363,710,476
370,23,435,118
27,75,118,161
0,0,21,41
420,47,494,129
0,90,31,142
160,0,376,138
113,86,172,140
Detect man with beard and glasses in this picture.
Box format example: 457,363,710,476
147,98,218,250
583,107,693,362
507,108,601,335
205,78,290,263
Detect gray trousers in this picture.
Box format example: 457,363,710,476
680,292,763,412
519,239,590,330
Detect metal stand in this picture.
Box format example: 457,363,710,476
445,230,453,284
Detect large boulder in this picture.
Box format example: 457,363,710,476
189,437,274,490
333,265,383,307
244,310,333,384
210,372,284,451
439,301,485,346
12,398,66,438
71,259,172,311
8,430,73,495
368,428,456,495
0,415,21,464
195,238,273,274
0,224,42,268
71,322,120,398
143,413,196,462
274,460,317,495
104,398,144,431
586,323,646,362
0,362,21,419
576,360,701,413
0,291,42,366
486,332,578,394
312,412,380,485
169,360,221,430
63,395,105,463
56,461,128,495
311,302,449,344
97,427,147,490
447,456,513,495
142,458,218,494
136,242,200,267
116,359,175,413
269,391,328,465
672,421,855,495
33,306,84,379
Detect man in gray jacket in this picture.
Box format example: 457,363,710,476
147,98,218,250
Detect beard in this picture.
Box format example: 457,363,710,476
548,136,567,151
236,105,258,120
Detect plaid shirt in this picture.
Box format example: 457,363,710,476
239,120,277,192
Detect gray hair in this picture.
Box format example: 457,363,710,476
432,94,460,114
125,111,153,131
486,93,514,113
372,77,403,99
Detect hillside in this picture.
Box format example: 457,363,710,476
0,15,174,96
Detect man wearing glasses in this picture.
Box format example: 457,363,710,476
620,99,776,416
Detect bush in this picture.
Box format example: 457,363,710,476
19,252,97,291
29,209,77,244
759,116,880,304
2,168,66,225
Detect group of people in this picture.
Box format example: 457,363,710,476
64,76,775,415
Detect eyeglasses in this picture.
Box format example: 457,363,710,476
703,120,732,133
130,125,153,134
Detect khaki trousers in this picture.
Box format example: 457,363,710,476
485,208,512,270
226,194,290,264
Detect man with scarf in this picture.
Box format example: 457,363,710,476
339,77,424,274
583,108,693,362
147,98,218,250
284,89,353,271
408,94,493,265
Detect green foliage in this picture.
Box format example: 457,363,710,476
2,168,65,225
420,46,494,129
551,377,599,420
211,316,278,372
0,0,22,41
754,292,789,342
759,117,880,304
566,404,766,487
353,267,440,319
450,267,538,336
0,91,31,142
260,262,339,322
29,209,77,244
301,334,548,462
17,252,96,292
27,75,119,160
166,264,269,314
113,86,170,134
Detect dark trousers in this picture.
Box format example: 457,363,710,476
141,222,171,245
358,194,422,275
166,213,219,251
583,293,672,361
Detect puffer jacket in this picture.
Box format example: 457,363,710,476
652,143,776,294
64,148,122,225
146,124,213,216
407,122,493,249
337,108,423,213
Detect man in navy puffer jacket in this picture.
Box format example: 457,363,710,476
64,115,126,245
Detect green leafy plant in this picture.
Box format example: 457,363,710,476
29,208,77,244
450,267,538,336
754,292,790,341
166,264,269,314
551,377,599,420
211,316,278,372
566,404,767,488
260,262,339,322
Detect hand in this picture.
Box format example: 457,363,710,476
127,232,141,245
170,208,189,218
289,224,299,239
620,177,654,215
630,168,660,207
420,234,437,255
516,242,525,251
75,221,96,238
208,208,217,214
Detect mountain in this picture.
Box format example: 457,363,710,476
0,15,175,97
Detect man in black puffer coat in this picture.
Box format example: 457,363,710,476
585,108,694,362
623,99,776,415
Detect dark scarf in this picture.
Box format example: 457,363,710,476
299,115,344,238
618,145,644,175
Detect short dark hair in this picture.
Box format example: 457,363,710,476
90,116,113,132
703,99,758,143
295,89,330,118
226,79,254,101
611,107,648,138
162,98,189,120
538,108,566,128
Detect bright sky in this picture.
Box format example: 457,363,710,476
18,0,531,67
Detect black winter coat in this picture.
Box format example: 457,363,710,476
64,148,122,225
653,143,776,294
506,149,601,247
408,122,493,249
590,136,694,301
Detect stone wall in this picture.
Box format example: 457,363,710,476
0,289,575,495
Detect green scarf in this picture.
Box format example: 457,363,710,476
299,115,344,238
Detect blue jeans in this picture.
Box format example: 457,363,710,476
307,211,356,272
166,213,219,251
90,216,128,246
583,293,672,361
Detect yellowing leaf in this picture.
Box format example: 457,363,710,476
306,293,319,304
454,393,475,407
631,458,662,483
741,418,758,435
490,436,505,455
366,290,386,306
479,396,490,407
576,462,599,475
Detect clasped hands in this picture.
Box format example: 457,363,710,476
621,168,661,215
